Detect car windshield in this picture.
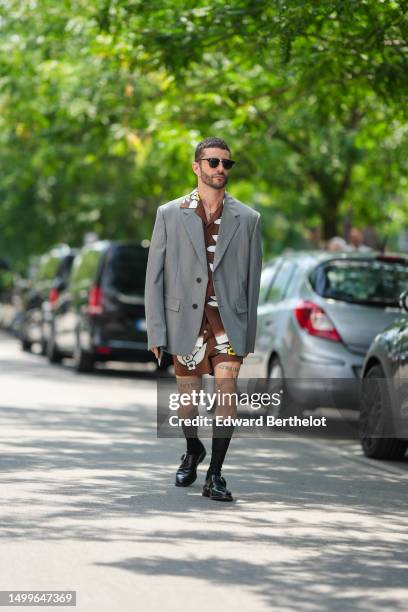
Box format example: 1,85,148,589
104,245,148,296
310,259,408,307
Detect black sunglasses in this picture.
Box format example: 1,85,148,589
199,157,236,170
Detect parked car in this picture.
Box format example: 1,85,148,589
0,265,18,330
359,289,408,460
42,250,77,351
241,251,408,414
19,244,75,353
46,240,162,372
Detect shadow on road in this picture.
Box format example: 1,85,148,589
1,330,408,610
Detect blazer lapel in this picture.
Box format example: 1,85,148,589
179,190,240,274
180,208,208,273
213,194,240,272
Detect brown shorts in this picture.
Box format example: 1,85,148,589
173,327,243,377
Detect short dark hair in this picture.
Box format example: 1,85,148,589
195,137,231,161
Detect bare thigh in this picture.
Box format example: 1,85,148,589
213,361,241,419
175,375,203,420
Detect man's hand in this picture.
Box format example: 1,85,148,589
150,347,160,360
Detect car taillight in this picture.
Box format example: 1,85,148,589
294,300,342,342
88,286,104,315
48,288,59,307
96,346,112,355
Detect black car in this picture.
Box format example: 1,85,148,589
359,289,408,460
46,240,161,372
20,244,75,353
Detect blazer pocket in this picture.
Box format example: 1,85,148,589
164,294,181,312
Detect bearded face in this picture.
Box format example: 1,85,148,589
198,163,229,190
193,147,232,190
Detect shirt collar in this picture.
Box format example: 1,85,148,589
180,188,225,209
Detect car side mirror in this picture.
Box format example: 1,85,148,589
399,290,408,312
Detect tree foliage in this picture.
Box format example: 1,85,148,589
0,0,407,269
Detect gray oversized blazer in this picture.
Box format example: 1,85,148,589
144,191,263,356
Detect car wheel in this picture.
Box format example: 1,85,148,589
359,364,408,460
73,336,94,373
46,329,63,364
267,357,300,418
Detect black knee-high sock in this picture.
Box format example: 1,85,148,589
182,423,205,455
207,423,234,477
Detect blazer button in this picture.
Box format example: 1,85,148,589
196,277,202,283
192,304,198,309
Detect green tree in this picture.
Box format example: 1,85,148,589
0,0,407,270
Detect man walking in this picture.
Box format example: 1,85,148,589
145,137,262,501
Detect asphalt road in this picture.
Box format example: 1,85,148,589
0,330,407,612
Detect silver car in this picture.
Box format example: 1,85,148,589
241,251,408,412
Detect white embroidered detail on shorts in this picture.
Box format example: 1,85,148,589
214,342,229,354
195,335,204,348
177,343,207,370
215,332,229,344
208,295,218,307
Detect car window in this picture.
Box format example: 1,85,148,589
36,255,61,283
284,264,300,298
70,249,102,293
266,260,296,303
310,258,408,307
102,246,149,296
259,260,281,304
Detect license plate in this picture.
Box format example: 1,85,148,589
134,318,147,331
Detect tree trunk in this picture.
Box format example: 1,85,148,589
321,200,340,240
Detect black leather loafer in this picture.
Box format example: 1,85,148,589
202,474,233,501
175,448,206,487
